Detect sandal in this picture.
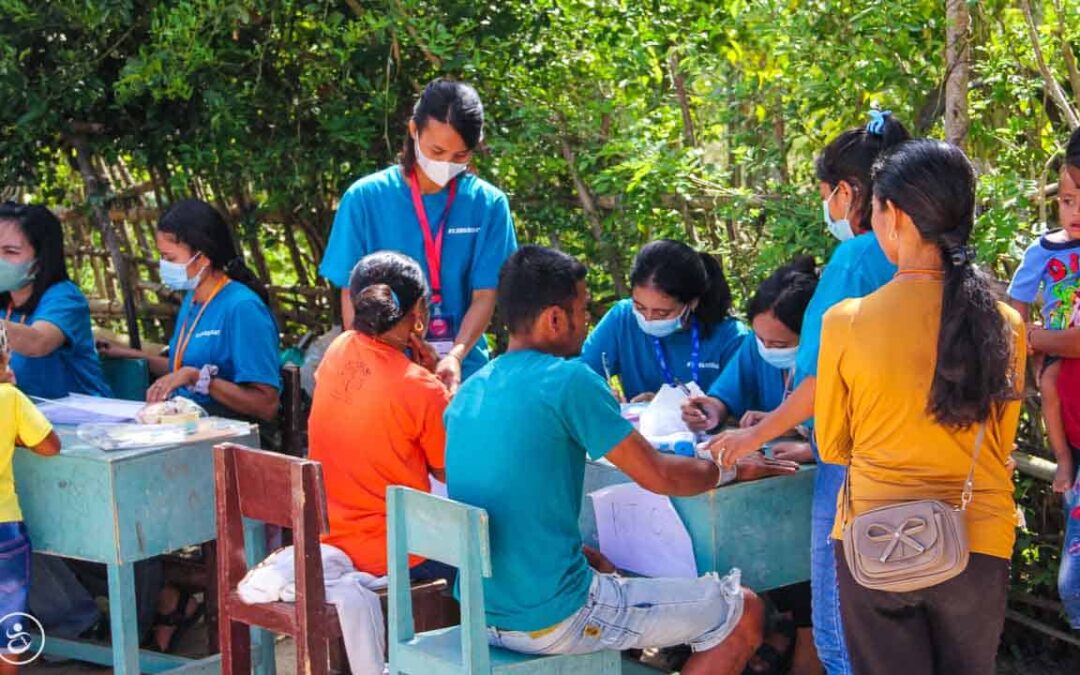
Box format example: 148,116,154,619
147,589,204,653
743,617,796,675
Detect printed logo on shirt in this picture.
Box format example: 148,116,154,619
692,361,722,371
447,227,481,235
194,329,222,339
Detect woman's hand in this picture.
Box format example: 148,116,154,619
707,425,765,468
739,410,769,428
408,334,440,373
146,367,199,403
630,392,655,404
770,440,814,464
682,396,722,432
435,354,463,395
96,337,143,360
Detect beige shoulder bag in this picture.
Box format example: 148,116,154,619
841,425,984,593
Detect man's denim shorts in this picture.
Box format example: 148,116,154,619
488,569,745,656
0,521,31,650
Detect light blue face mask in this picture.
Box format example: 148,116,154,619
0,258,35,293
159,253,203,291
823,185,854,242
755,336,798,370
632,305,686,339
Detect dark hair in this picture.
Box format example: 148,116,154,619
872,139,1016,427
399,79,485,174
746,256,818,335
816,113,911,233
1066,126,1080,170
629,240,732,331
348,252,428,335
498,245,587,334
157,199,269,305
0,202,70,315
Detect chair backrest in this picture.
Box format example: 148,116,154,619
100,356,149,401
280,364,305,457
214,443,330,623
387,486,492,674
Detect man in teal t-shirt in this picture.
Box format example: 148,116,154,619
445,246,797,669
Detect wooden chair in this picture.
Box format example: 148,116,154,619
216,444,460,674
387,486,622,674
215,442,341,675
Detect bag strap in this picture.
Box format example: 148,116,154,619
840,422,986,527
959,423,986,511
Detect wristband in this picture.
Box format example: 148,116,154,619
695,444,737,487
195,364,218,395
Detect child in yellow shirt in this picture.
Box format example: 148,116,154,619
0,323,60,674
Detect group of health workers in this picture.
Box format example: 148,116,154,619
1,75,1027,675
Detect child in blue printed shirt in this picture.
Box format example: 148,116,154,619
1008,128,1080,495
0,323,60,674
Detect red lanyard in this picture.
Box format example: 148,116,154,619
172,277,230,371
408,170,458,305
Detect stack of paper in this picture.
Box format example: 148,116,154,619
33,394,145,425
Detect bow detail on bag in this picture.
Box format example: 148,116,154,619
867,517,928,563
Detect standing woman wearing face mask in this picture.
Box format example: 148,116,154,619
0,202,111,398
319,78,518,394
580,239,747,402
708,111,910,675
101,199,281,422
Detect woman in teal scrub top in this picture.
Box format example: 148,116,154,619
101,199,280,422
320,78,518,392
580,239,747,401
682,256,818,463
0,202,111,399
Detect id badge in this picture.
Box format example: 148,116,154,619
427,303,455,357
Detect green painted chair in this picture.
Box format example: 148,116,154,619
386,486,621,674
100,356,150,401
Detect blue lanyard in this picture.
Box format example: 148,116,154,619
652,318,700,386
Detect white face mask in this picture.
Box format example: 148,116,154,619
632,305,686,339
755,336,798,370
414,138,469,187
159,253,204,291
823,184,854,242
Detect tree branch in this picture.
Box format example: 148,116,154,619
1020,0,1080,129
1051,0,1080,109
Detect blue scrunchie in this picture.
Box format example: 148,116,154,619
390,289,401,310
866,109,892,135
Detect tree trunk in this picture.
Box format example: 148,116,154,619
944,0,971,147
558,136,628,296
69,137,142,349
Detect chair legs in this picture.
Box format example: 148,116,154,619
296,632,330,675
221,619,252,675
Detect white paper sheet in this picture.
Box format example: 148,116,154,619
638,382,704,438
590,482,698,579
33,394,145,425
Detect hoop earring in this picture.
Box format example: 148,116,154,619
414,320,425,334
889,229,898,241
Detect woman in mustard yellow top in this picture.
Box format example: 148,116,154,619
813,140,1024,675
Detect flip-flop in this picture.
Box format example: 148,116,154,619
147,590,205,652
743,617,796,675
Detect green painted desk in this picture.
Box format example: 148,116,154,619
14,425,276,675
580,459,815,591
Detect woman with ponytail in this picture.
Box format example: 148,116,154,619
709,110,911,674
580,239,747,400
807,140,1022,674
307,251,453,582
100,198,281,422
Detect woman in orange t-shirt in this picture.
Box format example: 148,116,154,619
308,251,453,581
